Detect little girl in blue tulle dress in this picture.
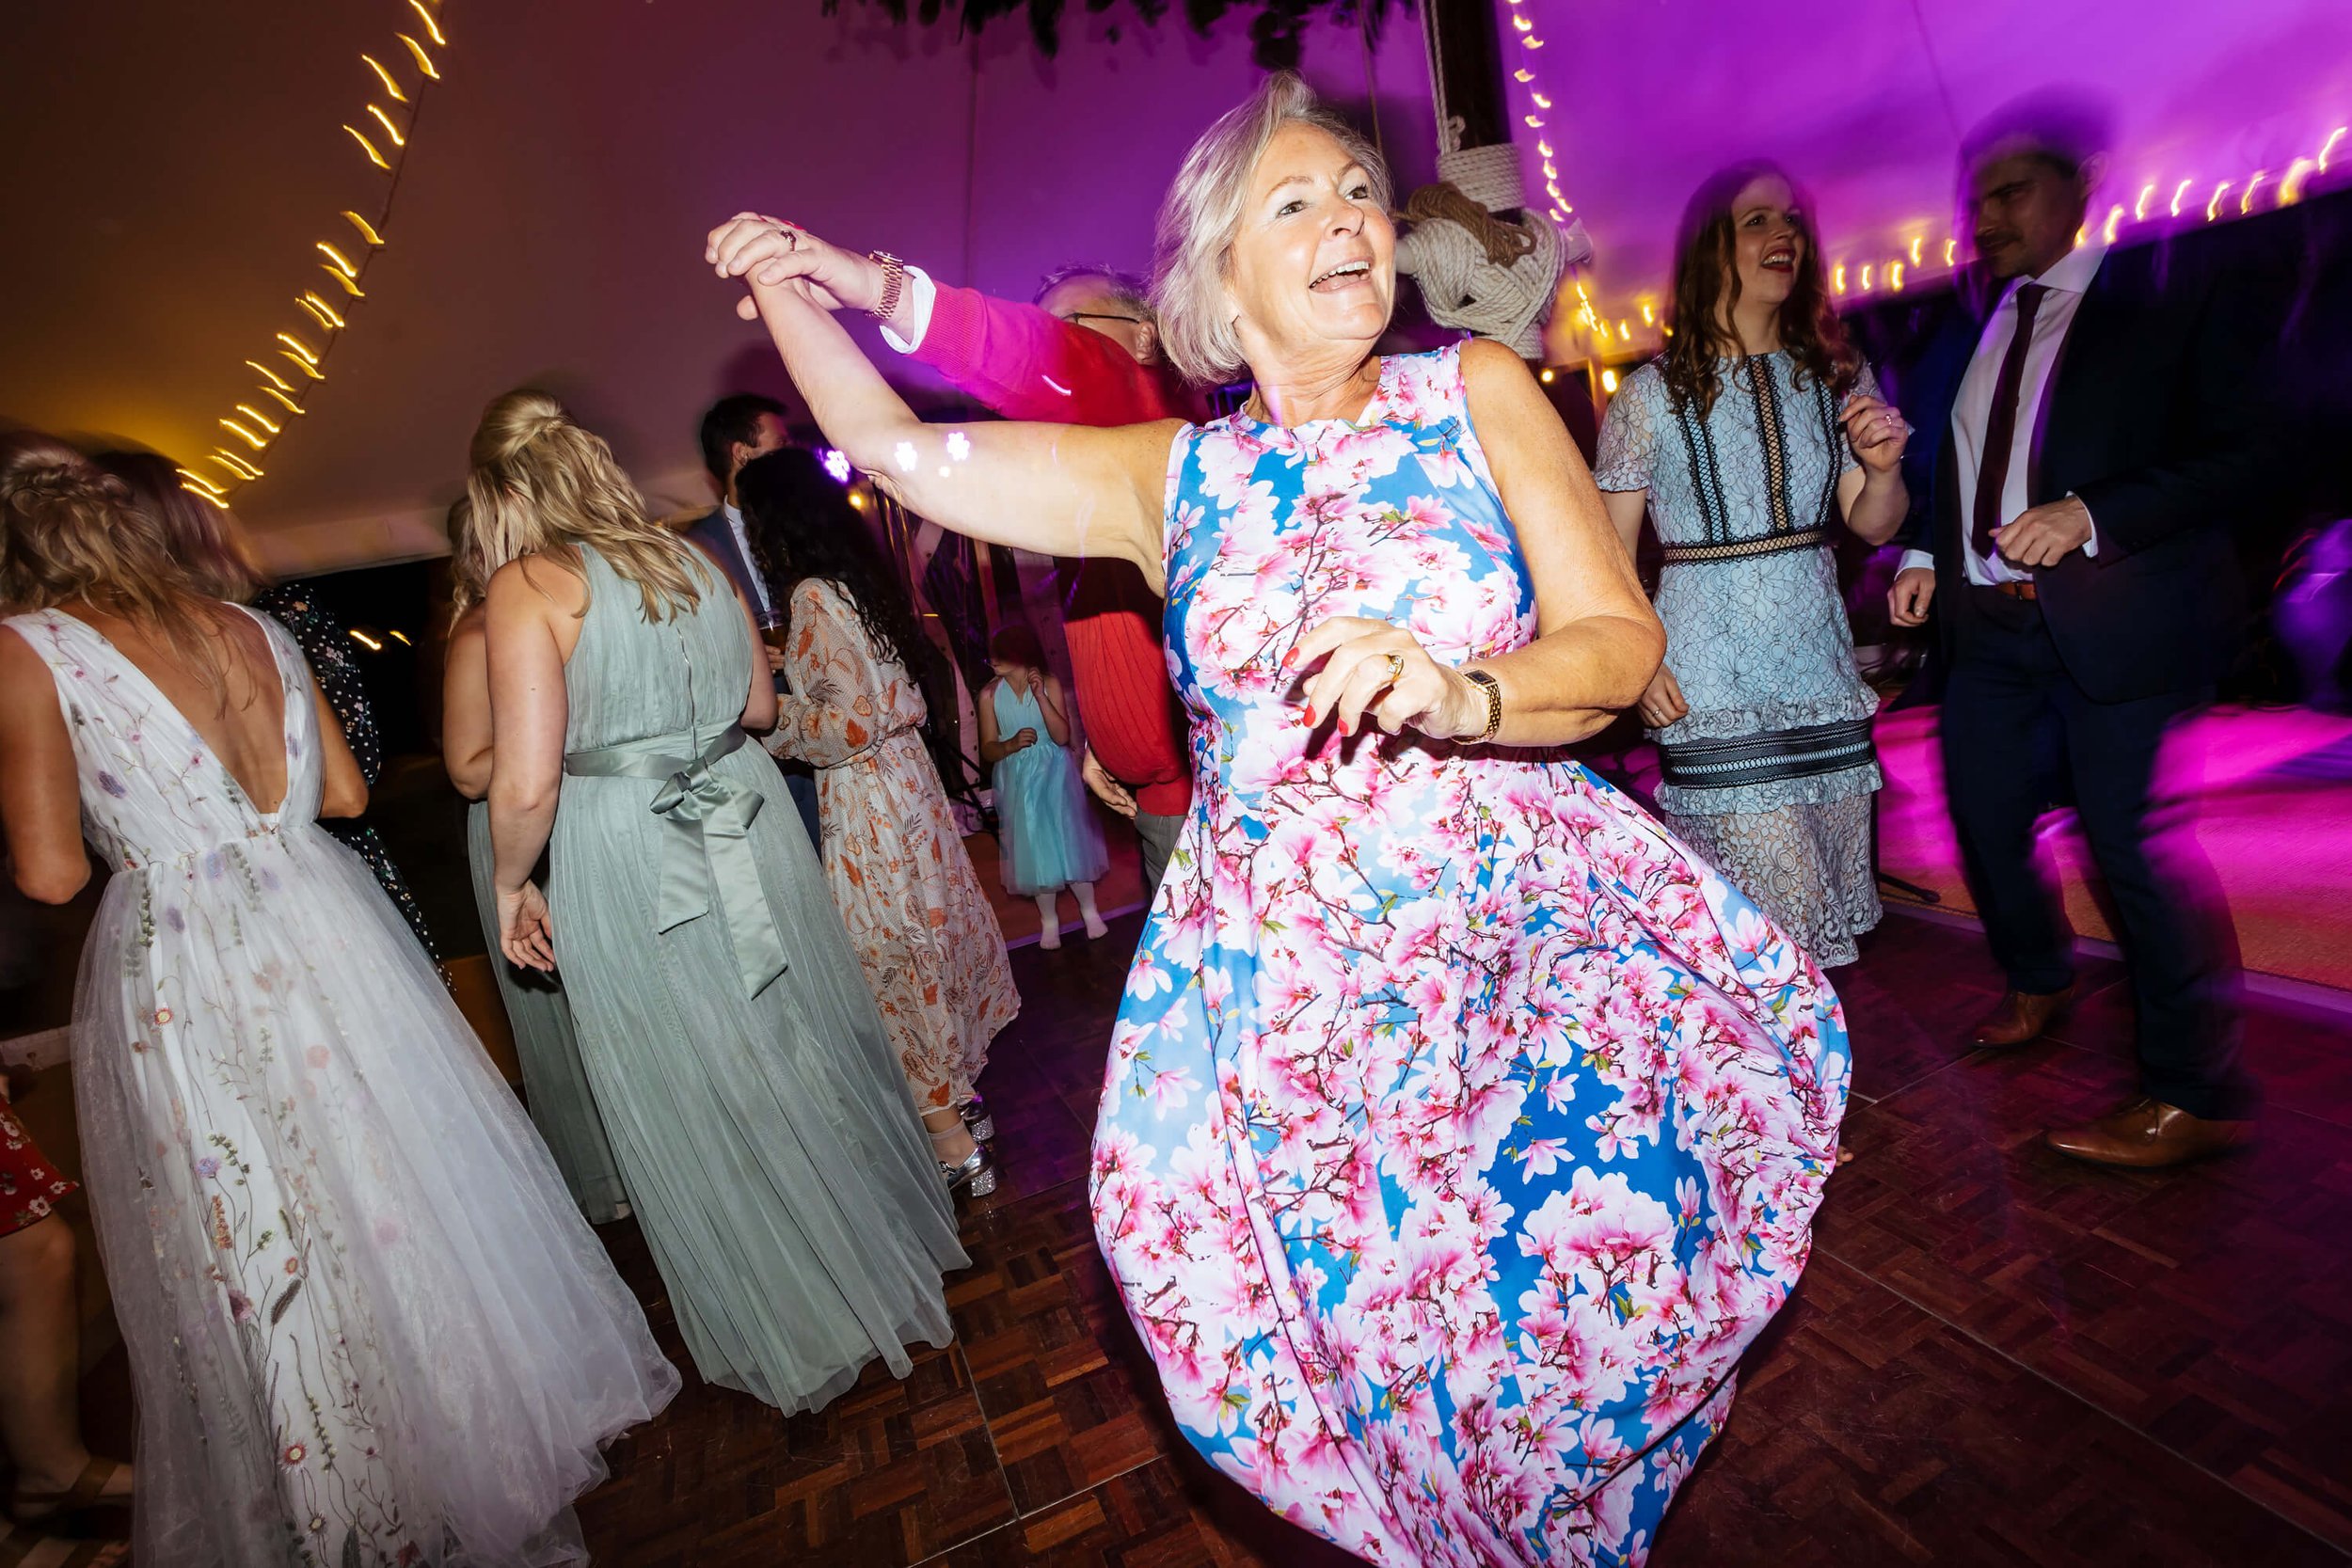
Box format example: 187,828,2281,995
979,624,1109,948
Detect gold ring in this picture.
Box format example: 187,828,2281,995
1381,652,1406,687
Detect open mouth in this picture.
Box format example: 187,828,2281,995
1760,247,1795,273
1311,260,1373,293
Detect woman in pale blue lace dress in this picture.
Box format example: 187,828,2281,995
1597,162,1911,965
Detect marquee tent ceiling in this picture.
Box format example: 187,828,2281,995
2,0,2343,570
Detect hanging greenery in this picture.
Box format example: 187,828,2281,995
823,0,1400,71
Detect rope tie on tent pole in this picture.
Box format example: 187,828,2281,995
1397,25,1588,358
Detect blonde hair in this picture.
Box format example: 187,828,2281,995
464,389,702,622
1152,72,1392,386
93,449,268,603
1,433,230,684
443,494,490,621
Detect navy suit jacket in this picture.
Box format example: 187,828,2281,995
1923,243,2271,703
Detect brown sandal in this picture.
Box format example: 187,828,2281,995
0,1518,129,1568
8,1458,130,1533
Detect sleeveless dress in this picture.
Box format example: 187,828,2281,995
988,677,1108,895
1090,347,1851,1566
541,547,965,1414
769,578,1018,1113
1594,355,1885,966
8,605,679,1568
464,802,628,1223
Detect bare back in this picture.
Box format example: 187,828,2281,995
67,600,295,813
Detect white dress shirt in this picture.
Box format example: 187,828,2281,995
1901,242,2106,584
878,267,940,356
720,501,774,619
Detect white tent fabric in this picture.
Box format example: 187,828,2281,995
4,1,2343,571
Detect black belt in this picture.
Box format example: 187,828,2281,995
1655,716,1878,793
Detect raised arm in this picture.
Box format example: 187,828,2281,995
1296,341,1664,747
442,608,495,800
707,215,1176,587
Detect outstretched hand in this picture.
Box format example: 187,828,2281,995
705,214,887,323
1288,617,1483,741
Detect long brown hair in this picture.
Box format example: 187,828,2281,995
1660,160,1859,416
1,433,228,683
464,389,702,622
92,449,268,603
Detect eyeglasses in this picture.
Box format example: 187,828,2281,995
1060,311,1146,327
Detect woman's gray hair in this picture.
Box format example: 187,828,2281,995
1151,72,1392,386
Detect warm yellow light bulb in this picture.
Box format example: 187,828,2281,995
2101,203,2123,244
343,211,386,246
177,468,224,494
365,103,406,149
1832,263,1847,294
301,292,346,329
1599,368,1619,393
247,358,293,390
361,53,406,103
321,265,366,299
278,350,325,382
1909,236,1923,265
2134,182,2155,221
2169,179,2194,218
316,243,359,279
1943,238,1957,266
1889,261,1905,292
261,386,304,415
1639,302,1655,325
2241,171,2266,214
276,332,320,365
396,34,440,79
220,418,268,450
184,483,230,510
2280,157,2317,205
2320,128,2347,173
406,0,446,46
2207,181,2232,220
234,404,280,436
342,124,390,170
297,296,337,332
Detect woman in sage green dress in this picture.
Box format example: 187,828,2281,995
443,498,630,1225
469,391,965,1415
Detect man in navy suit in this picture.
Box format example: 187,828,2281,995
684,392,821,845
1887,94,2268,1167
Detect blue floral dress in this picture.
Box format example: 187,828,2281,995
1089,346,1850,1565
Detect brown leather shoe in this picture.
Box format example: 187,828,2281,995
1968,984,2076,1048
2043,1096,2253,1168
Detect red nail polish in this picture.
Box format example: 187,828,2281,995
1304,705,1319,728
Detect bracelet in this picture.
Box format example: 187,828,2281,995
1461,669,1503,744
866,251,907,321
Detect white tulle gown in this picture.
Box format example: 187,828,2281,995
8,607,680,1568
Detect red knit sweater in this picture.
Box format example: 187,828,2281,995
914,282,1197,818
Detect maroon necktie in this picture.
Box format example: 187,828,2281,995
1970,281,2050,562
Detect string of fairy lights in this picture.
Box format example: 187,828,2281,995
1822,120,2349,308
1558,109,2347,374
1496,0,1622,351
177,1,450,510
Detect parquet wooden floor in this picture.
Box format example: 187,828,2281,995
564,909,2352,1566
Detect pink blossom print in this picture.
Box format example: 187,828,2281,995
1092,345,1850,1566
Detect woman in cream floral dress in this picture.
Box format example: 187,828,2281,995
741,450,1018,1192
0,437,676,1567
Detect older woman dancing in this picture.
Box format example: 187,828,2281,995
709,74,1849,1567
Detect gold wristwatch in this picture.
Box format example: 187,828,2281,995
866,251,907,322
1461,669,1503,743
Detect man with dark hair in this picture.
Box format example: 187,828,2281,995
688,392,791,610
683,391,821,843
705,229,1198,896
1887,92,2269,1165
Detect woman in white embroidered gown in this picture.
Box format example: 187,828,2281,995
0,436,679,1567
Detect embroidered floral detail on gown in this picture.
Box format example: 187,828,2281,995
771,579,1018,1111
8,607,678,1568
1089,347,1851,1566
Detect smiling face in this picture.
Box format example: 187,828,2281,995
1223,121,1396,378
1726,172,1804,316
